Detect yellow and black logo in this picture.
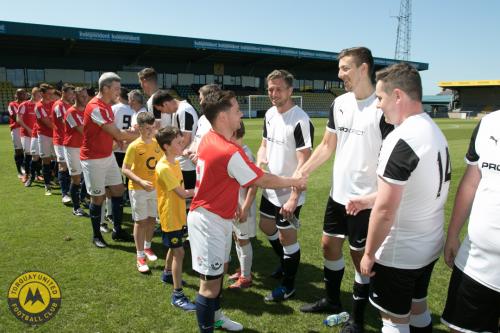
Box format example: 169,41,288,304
171,237,179,245
7,271,61,324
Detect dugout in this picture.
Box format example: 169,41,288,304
438,80,500,118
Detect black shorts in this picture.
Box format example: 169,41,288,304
182,170,196,190
162,229,184,249
114,152,125,169
369,260,437,317
441,266,500,333
323,197,370,250
259,195,302,229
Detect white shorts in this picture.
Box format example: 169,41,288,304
38,134,55,158
53,144,66,162
130,189,158,221
11,128,22,149
30,136,39,156
81,154,123,196
232,207,257,239
21,136,32,154
188,207,233,276
64,146,82,176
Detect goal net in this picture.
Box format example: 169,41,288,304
246,95,303,118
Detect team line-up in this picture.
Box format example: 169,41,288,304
5,47,499,333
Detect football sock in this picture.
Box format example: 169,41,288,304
282,243,300,290
238,242,253,278
89,203,103,239
382,319,409,333
352,281,369,325
80,178,87,202
195,294,218,333
42,163,51,186
111,196,124,232
324,258,345,305
70,183,81,210
267,231,284,267
15,153,24,174
24,154,32,178
59,169,70,196
410,310,432,332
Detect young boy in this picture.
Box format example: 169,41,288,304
228,122,257,289
122,112,162,273
155,126,196,311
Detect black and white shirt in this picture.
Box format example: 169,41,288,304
327,92,393,205
263,105,314,206
455,110,500,292
376,112,450,269
173,100,198,171
147,92,172,129
112,102,134,153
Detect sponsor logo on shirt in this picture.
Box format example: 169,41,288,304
481,162,500,172
338,127,365,136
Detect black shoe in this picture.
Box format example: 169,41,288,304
300,298,342,313
112,230,133,242
93,237,107,248
340,320,364,333
270,265,284,279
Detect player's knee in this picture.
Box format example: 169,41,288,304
321,238,342,259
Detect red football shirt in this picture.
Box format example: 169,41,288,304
63,106,84,148
34,100,54,137
7,101,20,130
190,130,263,219
52,100,72,145
80,97,115,160
17,100,38,137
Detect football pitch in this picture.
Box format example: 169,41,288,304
0,118,477,333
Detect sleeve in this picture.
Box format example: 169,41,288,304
294,118,314,150
123,142,136,167
34,105,42,119
177,109,195,132
378,138,420,185
39,105,49,119
465,120,481,164
227,150,264,187
379,114,394,140
262,117,268,139
90,106,114,126
147,96,161,120
8,103,17,116
66,112,78,129
326,99,336,132
53,104,64,119
17,104,25,116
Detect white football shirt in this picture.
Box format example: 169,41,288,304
147,92,172,129
112,102,134,153
173,100,198,171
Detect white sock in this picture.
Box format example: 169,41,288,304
100,205,105,224
382,319,410,333
409,310,431,328
267,231,279,241
355,270,370,284
137,250,145,258
106,198,112,216
239,243,253,278
235,242,243,266
144,241,152,249
324,257,345,271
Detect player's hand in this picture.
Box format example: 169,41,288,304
239,207,249,223
141,180,154,192
256,156,268,170
346,196,370,215
186,189,195,198
27,128,32,137
182,149,192,158
234,204,242,222
360,254,376,277
293,173,308,191
444,236,460,269
189,152,198,164
280,198,298,220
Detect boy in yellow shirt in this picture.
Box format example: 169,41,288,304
155,126,196,311
122,112,163,273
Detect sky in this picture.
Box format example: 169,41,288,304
1,0,500,95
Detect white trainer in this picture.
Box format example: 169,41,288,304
214,312,243,331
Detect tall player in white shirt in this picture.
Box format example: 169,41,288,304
357,63,450,333
138,67,172,129
256,69,314,302
441,111,500,333
299,47,393,333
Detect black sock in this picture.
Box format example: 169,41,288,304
111,196,123,233
195,294,218,333
80,178,88,201
410,323,432,333
30,159,39,179
42,163,52,186
34,159,42,176
352,282,369,325
59,170,70,195
282,248,300,290
89,203,103,239
70,183,80,210
324,266,344,306
24,155,32,178
268,232,284,267
14,153,24,174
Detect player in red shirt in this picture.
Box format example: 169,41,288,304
8,89,28,179
52,84,75,204
81,72,138,248
63,86,89,217
17,87,42,187
187,90,306,332
35,83,56,195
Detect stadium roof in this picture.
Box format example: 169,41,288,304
439,80,500,88
0,20,429,75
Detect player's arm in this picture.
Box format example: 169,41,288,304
254,172,306,191
345,192,378,216
444,164,481,268
360,177,404,277
239,185,257,223
101,123,139,142
256,139,268,169
16,108,32,136
281,147,311,219
299,130,337,177
40,116,53,129
173,186,195,199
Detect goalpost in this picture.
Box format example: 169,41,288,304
247,95,303,118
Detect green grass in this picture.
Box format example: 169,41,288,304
0,118,477,333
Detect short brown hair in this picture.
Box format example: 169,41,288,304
338,47,374,81
375,62,422,102
203,90,236,124
266,69,294,88
62,83,75,93
137,111,155,126
155,126,182,151
39,83,54,93
138,68,157,82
